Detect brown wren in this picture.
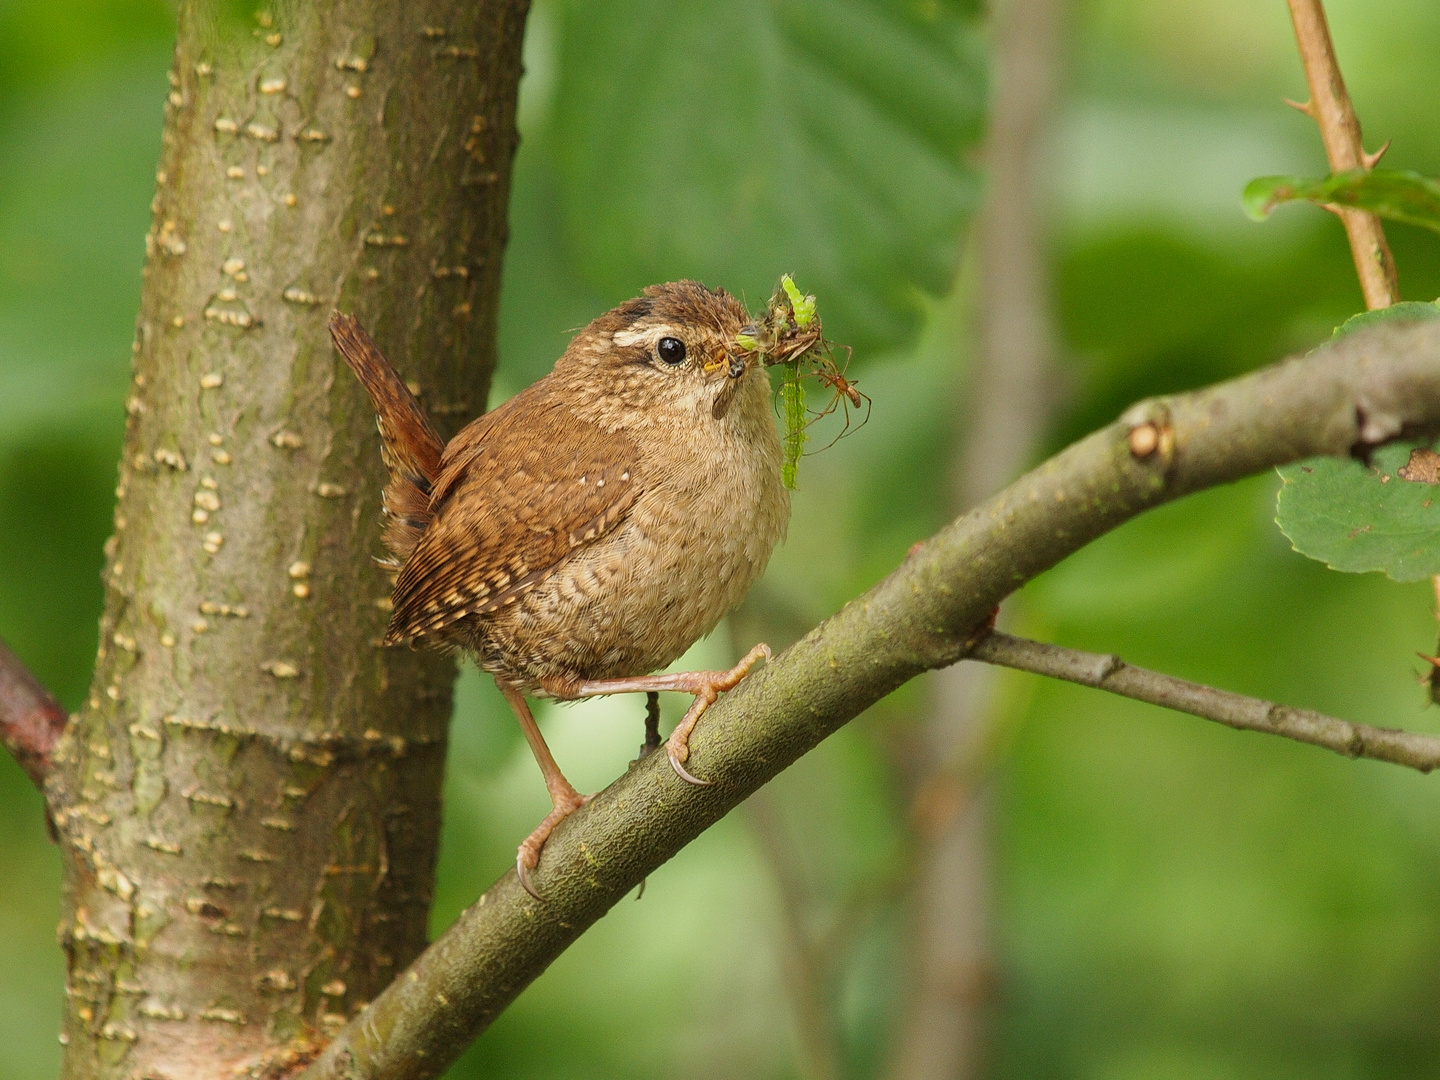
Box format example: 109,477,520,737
329,281,789,896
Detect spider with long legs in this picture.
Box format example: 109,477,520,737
804,345,871,453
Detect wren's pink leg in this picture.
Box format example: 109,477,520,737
571,643,772,785
499,683,590,899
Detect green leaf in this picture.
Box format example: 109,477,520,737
551,0,986,356
1244,169,1440,234
1270,301,1440,581
1331,300,1440,340
1275,443,1440,582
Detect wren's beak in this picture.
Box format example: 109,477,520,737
708,347,753,419
702,346,753,380
702,349,749,377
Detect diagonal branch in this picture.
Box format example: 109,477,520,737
0,636,67,791
969,631,1440,772
1286,0,1398,309
301,320,1440,1080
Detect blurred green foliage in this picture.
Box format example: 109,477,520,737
6,2,1440,1079
549,0,984,355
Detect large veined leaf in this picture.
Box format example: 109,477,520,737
549,0,986,355
1244,169,1440,235
1274,301,1440,582
1276,442,1440,583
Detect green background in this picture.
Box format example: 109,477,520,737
5,0,1440,1077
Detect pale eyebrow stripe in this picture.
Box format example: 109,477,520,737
613,323,684,350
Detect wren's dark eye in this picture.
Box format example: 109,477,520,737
656,337,687,366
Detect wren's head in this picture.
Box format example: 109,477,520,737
554,280,762,424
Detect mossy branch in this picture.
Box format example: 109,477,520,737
303,319,1440,1080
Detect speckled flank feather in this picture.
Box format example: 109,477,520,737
387,384,640,642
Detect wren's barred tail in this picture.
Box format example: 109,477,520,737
329,313,444,565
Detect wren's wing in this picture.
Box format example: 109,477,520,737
385,383,641,643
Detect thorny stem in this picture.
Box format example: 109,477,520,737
302,321,1440,1080
0,636,67,791
970,632,1440,771
1285,0,1399,309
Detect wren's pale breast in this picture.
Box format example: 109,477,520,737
385,281,789,696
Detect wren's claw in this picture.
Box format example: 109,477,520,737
662,643,773,786
517,851,542,900
667,740,712,786
515,787,590,900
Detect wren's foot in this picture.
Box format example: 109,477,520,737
499,681,594,899
574,643,773,786
663,645,774,784
516,785,591,900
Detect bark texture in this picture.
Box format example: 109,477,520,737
47,2,528,1075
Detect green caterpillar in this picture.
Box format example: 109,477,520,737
781,357,806,489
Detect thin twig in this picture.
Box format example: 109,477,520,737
0,636,67,790
300,321,1440,1080
1286,0,1398,309
970,631,1440,772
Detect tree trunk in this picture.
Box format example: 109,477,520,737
46,1,528,1075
